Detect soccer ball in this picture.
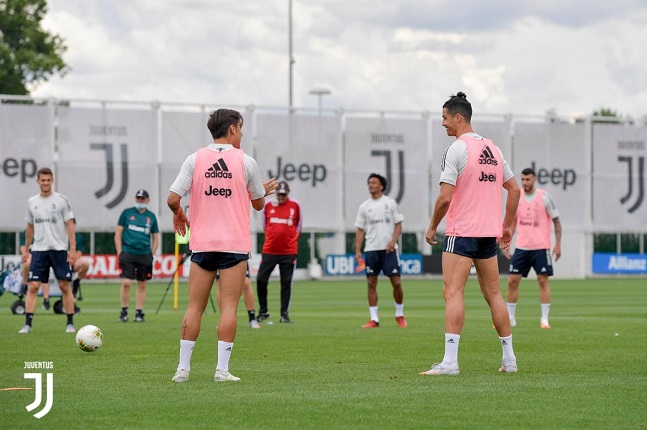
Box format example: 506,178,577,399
75,325,104,352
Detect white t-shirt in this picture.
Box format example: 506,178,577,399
525,189,560,219
25,192,74,251
439,132,514,185
354,195,405,252
169,143,265,200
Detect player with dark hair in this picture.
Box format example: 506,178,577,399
355,173,408,328
168,108,277,383
505,167,562,329
421,92,520,375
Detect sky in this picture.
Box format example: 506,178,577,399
31,0,647,119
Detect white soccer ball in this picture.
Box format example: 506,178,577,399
75,325,104,352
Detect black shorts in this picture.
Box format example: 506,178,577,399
216,262,250,279
29,250,72,283
509,249,554,277
119,252,153,282
191,252,249,272
443,236,498,259
364,250,401,277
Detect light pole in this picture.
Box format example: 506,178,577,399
306,88,331,279
309,88,332,115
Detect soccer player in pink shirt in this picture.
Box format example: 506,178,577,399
421,92,521,375
505,167,562,329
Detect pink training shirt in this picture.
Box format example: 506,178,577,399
189,146,252,253
446,134,504,237
515,188,552,250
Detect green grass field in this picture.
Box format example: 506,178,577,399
1,277,646,429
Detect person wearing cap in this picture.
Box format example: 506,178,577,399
355,173,408,329
114,188,159,323
256,180,302,324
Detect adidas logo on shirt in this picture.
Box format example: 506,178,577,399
478,146,498,166
205,158,233,178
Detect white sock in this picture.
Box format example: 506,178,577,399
499,335,515,360
541,303,550,323
369,306,379,323
441,333,460,366
394,302,404,317
177,339,195,371
217,340,234,372
507,302,517,319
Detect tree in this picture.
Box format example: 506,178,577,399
592,107,621,124
0,0,68,95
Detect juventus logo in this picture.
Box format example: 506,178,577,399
24,373,53,419
618,156,644,213
91,143,129,209
371,150,405,203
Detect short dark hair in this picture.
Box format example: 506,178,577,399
521,167,536,176
443,91,472,123
207,109,243,139
368,173,387,191
37,167,53,179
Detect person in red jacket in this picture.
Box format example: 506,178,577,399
256,181,302,323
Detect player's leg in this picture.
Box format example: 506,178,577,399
215,260,246,381
41,282,50,310
51,250,75,332
384,251,406,327
506,249,531,327
134,254,153,322
118,252,135,322
538,274,551,328
256,254,276,320
277,254,297,322
242,275,259,328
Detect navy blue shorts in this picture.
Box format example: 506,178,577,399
443,236,498,259
191,252,249,272
29,250,72,283
364,250,401,277
216,262,250,279
509,249,553,277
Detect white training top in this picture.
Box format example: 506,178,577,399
354,195,405,252
25,192,74,251
439,132,514,185
169,143,265,200
525,189,560,219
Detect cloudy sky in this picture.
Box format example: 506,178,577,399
32,0,647,119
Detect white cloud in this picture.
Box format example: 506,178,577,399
32,0,647,119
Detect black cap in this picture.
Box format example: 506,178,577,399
277,181,290,194
135,189,149,198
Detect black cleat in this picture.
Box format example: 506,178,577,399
279,314,292,323
118,311,128,322
257,312,270,322
134,313,145,323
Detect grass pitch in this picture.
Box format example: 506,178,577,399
1,277,645,429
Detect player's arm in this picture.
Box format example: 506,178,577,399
167,192,189,236
66,218,77,264
388,223,402,253
355,228,365,262
151,232,160,255
114,225,124,256
500,177,521,249
23,224,34,263
552,217,562,261
426,182,454,245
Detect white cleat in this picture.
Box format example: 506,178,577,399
18,325,32,334
172,369,190,383
66,324,76,333
499,358,518,373
250,319,261,329
510,317,517,328
420,363,459,376
214,369,240,382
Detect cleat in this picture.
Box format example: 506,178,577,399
18,325,32,334
42,299,50,311
540,321,550,329
134,314,145,323
279,314,292,323
257,312,270,323
420,363,459,376
118,311,128,322
249,319,261,329
362,320,380,328
214,369,240,382
499,357,518,373
65,324,76,333
396,316,408,328
510,317,517,328
172,369,190,383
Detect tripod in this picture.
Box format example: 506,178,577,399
155,251,217,315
